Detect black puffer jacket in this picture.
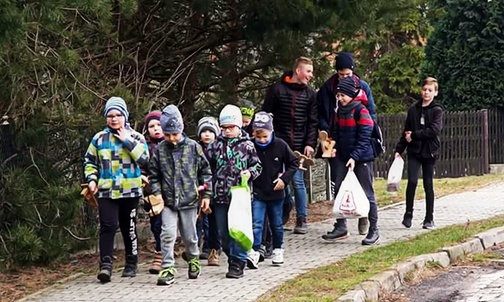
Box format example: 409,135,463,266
262,71,318,153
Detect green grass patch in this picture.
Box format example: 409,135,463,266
258,215,504,302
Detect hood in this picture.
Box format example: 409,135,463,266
415,100,443,110
280,71,308,91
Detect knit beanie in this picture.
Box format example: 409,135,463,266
336,76,358,98
143,110,162,133
104,97,129,121
197,117,220,137
240,107,255,119
219,104,242,128
252,111,273,131
335,52,355,71
160,105,184,134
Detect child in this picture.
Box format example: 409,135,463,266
196,116,222,266
207,104,262,279
149,105,213,286
141,110,164,274
84,97,149,283
394,77,443,230
240,106,255,135
247,111,298,268
320,77,380,245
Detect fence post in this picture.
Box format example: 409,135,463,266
481,109,489,174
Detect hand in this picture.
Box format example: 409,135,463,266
395,152,402,159
273,178,285,191
405,131,412,143
346,158,355,170
304,146,314,157
240,170,251,180
88,180,98,194
114,127,131,142
331,148,337,158
200,198,210,213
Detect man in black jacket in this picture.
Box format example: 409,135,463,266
262,57,318,234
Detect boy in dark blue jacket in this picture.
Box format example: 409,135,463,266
246,111,298,268
321,77,380,245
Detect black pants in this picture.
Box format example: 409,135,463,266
98,197,139,261
329,157,378,229
150,214,162,252
406,155,436,221
206,204,221,250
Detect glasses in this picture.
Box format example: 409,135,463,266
221,125,237,131
106,114,124,119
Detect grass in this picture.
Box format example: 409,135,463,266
257,215,504,302
373,174,503,207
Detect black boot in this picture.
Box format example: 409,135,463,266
362,227,379,245
121,255,137,278
358,218,368,235
293,216,307,234
402,212,413,228
322,220,349,242
97,256,113,283
226,259,245,279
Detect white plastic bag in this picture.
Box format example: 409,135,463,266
228,177,253,252
333,169,370,219
387,157,404,193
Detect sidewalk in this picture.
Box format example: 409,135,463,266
22,182,504,302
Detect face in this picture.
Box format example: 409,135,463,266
336,92,353,107
199,130,216,144
337,68,353,80
253,129,272,144
164,133,182,145
221,124,240,138
242,117,252,128
295,63,314,85
421,83,438,102
147,120,162,139
106,109,125,130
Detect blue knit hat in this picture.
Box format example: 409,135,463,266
104,97,129,121
335,52,355,71
336,76,358,98
161,105,184,134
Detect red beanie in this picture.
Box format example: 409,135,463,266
143,110,162,133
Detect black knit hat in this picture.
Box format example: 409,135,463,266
335,52,355,71
336,77,358,98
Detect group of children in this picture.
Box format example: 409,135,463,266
83,72,443,286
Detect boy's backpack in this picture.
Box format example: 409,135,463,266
354,105,386,158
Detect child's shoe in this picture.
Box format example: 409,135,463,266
149,251,162,274
97,256,113,283
226,259,245,279
358,218,368,235
246,250,260,269
188,258,201,279
422,220,435,230
402,212,413,228
321,224,349,241
121,255,137,277
361,227,380,245
272,248,284,266
157,267,177,286
207,249,220,266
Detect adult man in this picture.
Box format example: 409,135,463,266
316,52,377,239
262,57,318,234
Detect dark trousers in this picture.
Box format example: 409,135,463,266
206,205,222,250
98,197,139,261
150,214,162,252
329,158,378,229
406,154,436,221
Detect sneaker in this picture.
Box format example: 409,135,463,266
199,250,209,260
402,212,413,228
97,256,113,283
121,255,137,278
272,248,284,266
188,258,201,279
422,220,435,229
157,267,177,286
258,245,266,262
361,228,380,245
226,259,245,279
358,218,368,235
321,225,349,242
246,250,260,269
207,249,220,266
149,251,163,275
293,216,307,234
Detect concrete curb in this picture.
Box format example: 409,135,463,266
337,226,504,302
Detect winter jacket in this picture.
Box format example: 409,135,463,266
148,135,213,210
84,127,149,199
317,74,376,131
394,101,444,159
252,135,298,201
330,101,375,162
207,132,262,204
262,71,318,153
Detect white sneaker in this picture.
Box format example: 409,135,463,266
272,248,284,266
246,250,260,269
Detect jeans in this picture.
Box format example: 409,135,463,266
160,207,199,268
98,197,139,261
292,169,308,218
252,198,284,250
330,158,378,229
150,214,162,252
214,204,247,263
406,154,436,221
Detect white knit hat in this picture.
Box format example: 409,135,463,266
219,104,242,128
